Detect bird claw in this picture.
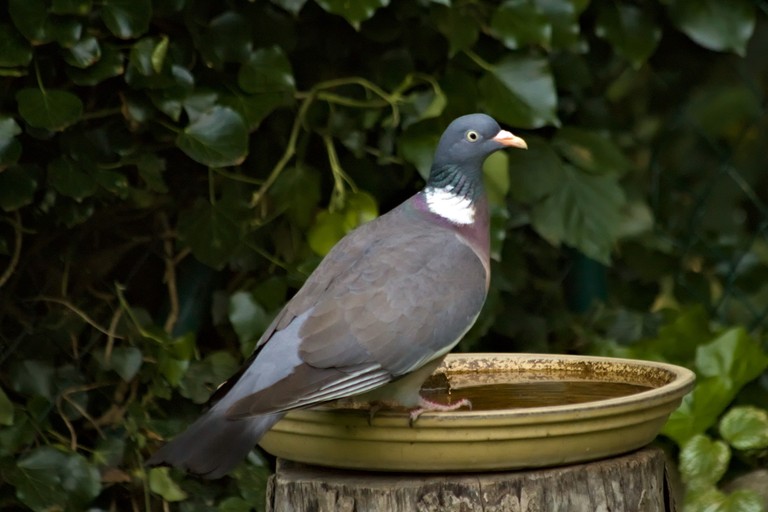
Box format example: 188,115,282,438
408,397,472,426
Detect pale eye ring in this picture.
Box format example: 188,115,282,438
466,130,479,142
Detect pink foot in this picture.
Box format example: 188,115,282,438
409,396,472,425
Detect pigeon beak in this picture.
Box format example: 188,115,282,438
493,130,528,149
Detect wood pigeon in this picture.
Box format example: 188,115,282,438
148,113,527,478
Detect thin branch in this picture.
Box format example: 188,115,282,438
159,214,179,334
30,296,123,339
0,212,22,289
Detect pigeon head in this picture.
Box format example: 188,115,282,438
431,113,527,171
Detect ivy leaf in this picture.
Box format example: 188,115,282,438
16,88,83,131
67,43,125,86
176,106,249,167
180,351,240,403
0,116,22,169
270,165,322,228
229,291,272,356
65,36,101,69
507,137,566,203
432,5,479,56
664,328,768,443
479,54,558,129
679,434,730,490
315,0,390,29
0,23,32,67
177,199,246,269
148,467,187,502
47,157,97,201
538,0,589,50
101,346,143,382
51,0,92,15
198,11,253,68
490,0,551,50
695,327,768,384
0,387,13,426
399,123,440,180
664,0,755,56
400,86,446,129
7,446,101,511
719,406,768,451
530,165,625,264
238,46,295,95
270,0,309,16
0,166,36,211
595,3,661,68
101,0,152,39
552,127,631,175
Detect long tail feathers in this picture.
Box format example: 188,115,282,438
147,409,283,479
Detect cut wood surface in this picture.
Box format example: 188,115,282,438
267,445,675,512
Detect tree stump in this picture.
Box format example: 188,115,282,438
266,445,676,512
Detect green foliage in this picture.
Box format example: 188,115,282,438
0,0,767,510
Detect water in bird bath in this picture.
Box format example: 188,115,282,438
420,380,653,411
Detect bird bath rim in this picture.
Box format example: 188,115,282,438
259,352,695,472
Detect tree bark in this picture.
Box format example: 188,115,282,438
267,445,675,512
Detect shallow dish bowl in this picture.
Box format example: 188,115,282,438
259,353,695,472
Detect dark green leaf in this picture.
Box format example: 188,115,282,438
51,0,92,15
0,387,13,426
106,346,143,381
552,127,631,175
10,360,54,400
400,86,446,128
538,0,589,50
719,406,768,450
433,5,479,56
479,54,559,129
8,446,101,511
16,89,83,131
483,151,510,208
507,137,566,203
148,467,187,502
238,46,295,95
399,123,440,180
687,85,762,140
199,11,253,68
67,42,125,85
679,434,730,489
270,165,322,228
180,351,240,403
176,106,249,167
0,24,32,67
229,291,271,356
315,0,390,28
490,0,551,50
530,165,625,264
47,157,97,201
270,0,309,16
101,0,152,39
9,0,50,43
595,3,661,67
665,0,755,56
0,117,22,169
133,153,168,192
177,200,246,269
65,36,101,69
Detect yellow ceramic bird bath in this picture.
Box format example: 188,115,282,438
259,353,695,472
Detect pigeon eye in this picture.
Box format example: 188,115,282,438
466,130,479,142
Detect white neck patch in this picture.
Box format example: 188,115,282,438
424,186,475,225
